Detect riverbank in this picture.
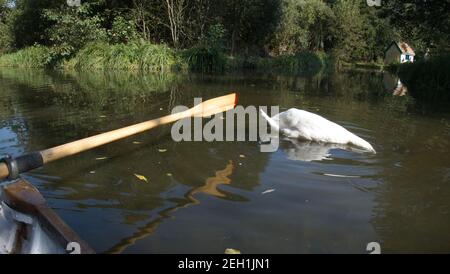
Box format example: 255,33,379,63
397,55,450,103
0,41,329,75
341,61,384,71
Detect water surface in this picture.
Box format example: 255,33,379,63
0,68,449,253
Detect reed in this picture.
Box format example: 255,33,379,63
65,41,178,72
0,46,51,68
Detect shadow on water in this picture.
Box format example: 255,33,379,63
0,68,449,253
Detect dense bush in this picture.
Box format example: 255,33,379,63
0,21,13,54
398,56,450,103
183,46,226,73
43,3,107,65
226,51,327,75
108,16,139,44
182,24,227,73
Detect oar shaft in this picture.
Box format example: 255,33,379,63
41,111,184,164
0,93,236,180
0,111,185,180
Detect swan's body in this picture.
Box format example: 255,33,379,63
260,108,376,153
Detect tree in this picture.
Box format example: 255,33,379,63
10,0,62,48
381,0,450,55
331,0,366,62
268,0,334,56
214,0,279,55
165,0,187,48
360,5,398,62
43,2,107,61
0,0,13,53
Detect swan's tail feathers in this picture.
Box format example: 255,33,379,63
260,109,280,132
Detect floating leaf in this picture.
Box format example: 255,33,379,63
158,149,167,152
225,248,241,254
134,174,148,183
95,157,108,160
262,189,275,195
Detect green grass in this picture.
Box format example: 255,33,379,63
344,62,384,71
64,41,178,72
0,45,51,68
0,42,328,75
226,51,328,75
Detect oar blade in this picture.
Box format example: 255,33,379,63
191,93,237,118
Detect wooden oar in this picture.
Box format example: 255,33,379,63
0,93,237,180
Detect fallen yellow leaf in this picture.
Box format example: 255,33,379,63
134,174,148,183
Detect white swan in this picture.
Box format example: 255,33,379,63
260,108,376,153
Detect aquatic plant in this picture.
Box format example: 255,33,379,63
183,46,226,73
226,51,328,75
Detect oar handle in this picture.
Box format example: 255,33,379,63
0,153,44,181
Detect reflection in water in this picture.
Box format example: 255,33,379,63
278,138,365,162
107,161,234,254
392,81,408,96
383,72,408,96
191,160,234,198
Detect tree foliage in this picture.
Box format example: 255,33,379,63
269,0,334,55
0,0,449,64
381,0,450,55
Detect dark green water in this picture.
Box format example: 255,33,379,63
0,68,449,253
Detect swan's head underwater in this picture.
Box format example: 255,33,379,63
260,108,376,154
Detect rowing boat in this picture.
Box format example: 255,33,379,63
0,178,94,254
0,93,236,254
